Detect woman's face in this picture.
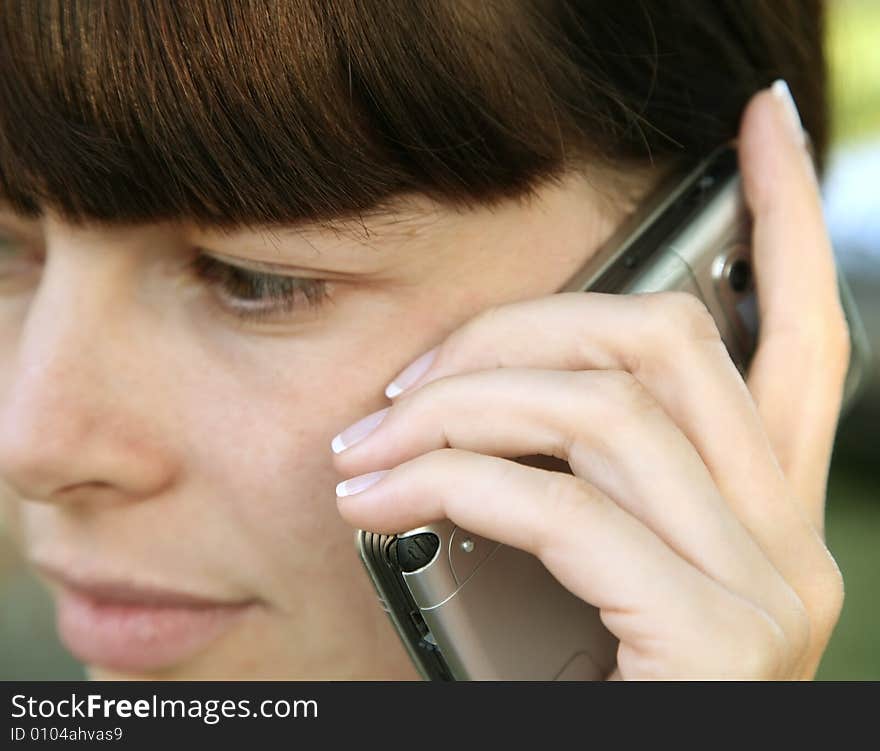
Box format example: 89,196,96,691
0,174,625,679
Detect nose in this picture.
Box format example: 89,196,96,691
0,245,177,508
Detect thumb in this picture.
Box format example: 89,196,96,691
738,80,850,535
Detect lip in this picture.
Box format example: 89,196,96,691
33,562,259,674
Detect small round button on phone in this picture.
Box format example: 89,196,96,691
449,527,499,585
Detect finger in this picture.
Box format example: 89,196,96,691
386,290,784,524
738,82,851,530
374,289,841,675
335,366,803,642
378,291,830,603
337,448,794,679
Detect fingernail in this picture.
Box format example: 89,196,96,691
336,470,389,498
331,407,390,454
385,347,439,399
770,79,807,148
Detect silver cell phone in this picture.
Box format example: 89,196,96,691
355,142,872,681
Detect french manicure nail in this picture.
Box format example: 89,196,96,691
336,470,389,498
385,347,439,399
770,79,807,148
331,407,390,454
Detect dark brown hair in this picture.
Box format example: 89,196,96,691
0,0,827,230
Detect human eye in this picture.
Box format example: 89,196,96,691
188,251,332,323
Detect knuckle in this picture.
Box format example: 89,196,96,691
426,446,469,469
534,472,599,553
826,310,852,371
734,604,789,679
835,314,852,357
644,291,722,345
406,447,461,485
588,370,662,425
777,586,813,665
805,559,846,643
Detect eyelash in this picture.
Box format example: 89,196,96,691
189,253,331,322
0,233,332,324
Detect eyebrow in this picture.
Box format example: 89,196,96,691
194,197,447,256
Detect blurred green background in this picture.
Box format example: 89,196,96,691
815,0,880,680
1,0,878,680
828,0,880,143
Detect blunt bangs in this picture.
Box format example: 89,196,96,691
0,0,599,229
0,1,827,229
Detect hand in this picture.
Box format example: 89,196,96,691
330,82,851,680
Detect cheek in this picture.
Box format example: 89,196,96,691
169,335,396,599
174,288,487,561
183,374,338,523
